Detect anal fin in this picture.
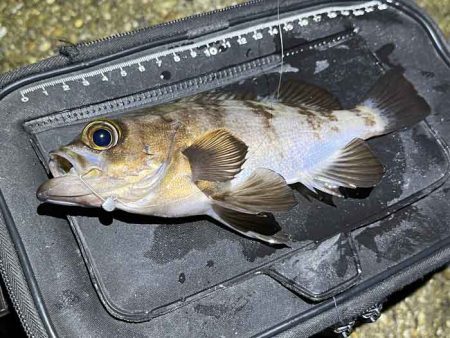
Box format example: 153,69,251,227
211,168,297,213
210,205,291,245
207,168,296,245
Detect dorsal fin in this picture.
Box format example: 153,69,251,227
177,80,341,111
274,80,342,111
178,91,257,104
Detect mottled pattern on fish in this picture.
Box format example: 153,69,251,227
147,100,385,186
37,71,430,244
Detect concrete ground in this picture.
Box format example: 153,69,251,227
0,0,448,337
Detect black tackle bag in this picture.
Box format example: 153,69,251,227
0,0,449,337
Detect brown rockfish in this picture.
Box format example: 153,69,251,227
37,71,430,244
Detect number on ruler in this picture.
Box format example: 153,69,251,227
237,36,247,45
42,88,49,96
252,31,263,40
21,95,29,102
268,27,278,36
101,73,108,81
62,83,70,91
138,63,145,72
173,54,181,62
298,18,309,26
221,40,231,49
209,46,218,55
120,68,127,77
190,49,197,58
327,11,338,18
82,78,90,86
203,46,218,57
283,23,293,31
155,58,162,67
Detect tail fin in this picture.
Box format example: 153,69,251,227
361,70,430,134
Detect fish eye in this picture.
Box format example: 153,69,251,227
93,128,112,147
82,120,120,150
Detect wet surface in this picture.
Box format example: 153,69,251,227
0,0,449,336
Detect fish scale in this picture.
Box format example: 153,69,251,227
176,100,382,187
37,71,430,244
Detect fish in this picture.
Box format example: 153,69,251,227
36,70,430,245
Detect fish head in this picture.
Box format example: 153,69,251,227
37,117,174,209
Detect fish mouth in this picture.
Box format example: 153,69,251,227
36,175,101,206
48,151,82,177
37,151,103,207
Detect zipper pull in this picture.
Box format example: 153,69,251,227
333,320,356,337
360,303,383,323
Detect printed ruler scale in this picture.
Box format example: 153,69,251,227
19,0,391,103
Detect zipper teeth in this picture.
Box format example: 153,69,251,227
0,255,35,337
76,0,262,47
26,54,280,134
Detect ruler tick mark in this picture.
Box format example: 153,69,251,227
17,1,386,103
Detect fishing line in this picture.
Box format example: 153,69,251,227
77,173,106,202
276,0,285,100
333,296,344,325
77,170,125,212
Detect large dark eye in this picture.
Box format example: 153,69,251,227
93,128,112,147
82,120,120,150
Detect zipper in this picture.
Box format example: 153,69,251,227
75,0,264,47
24,28,357,135
0,265,35,337
0,191,52,338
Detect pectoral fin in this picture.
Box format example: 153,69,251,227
303,138,384,196
182,129,248,182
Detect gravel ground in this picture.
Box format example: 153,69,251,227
0,0,448,337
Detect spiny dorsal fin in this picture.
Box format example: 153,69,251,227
177,81,340,112
178,91,257,104
274,80,341,111
210,205,291,245
211,168,297,213
303,138,384,196
182,129,248,182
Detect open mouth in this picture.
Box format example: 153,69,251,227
37,150,107,207
48,151,79,177
37,152,99,204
